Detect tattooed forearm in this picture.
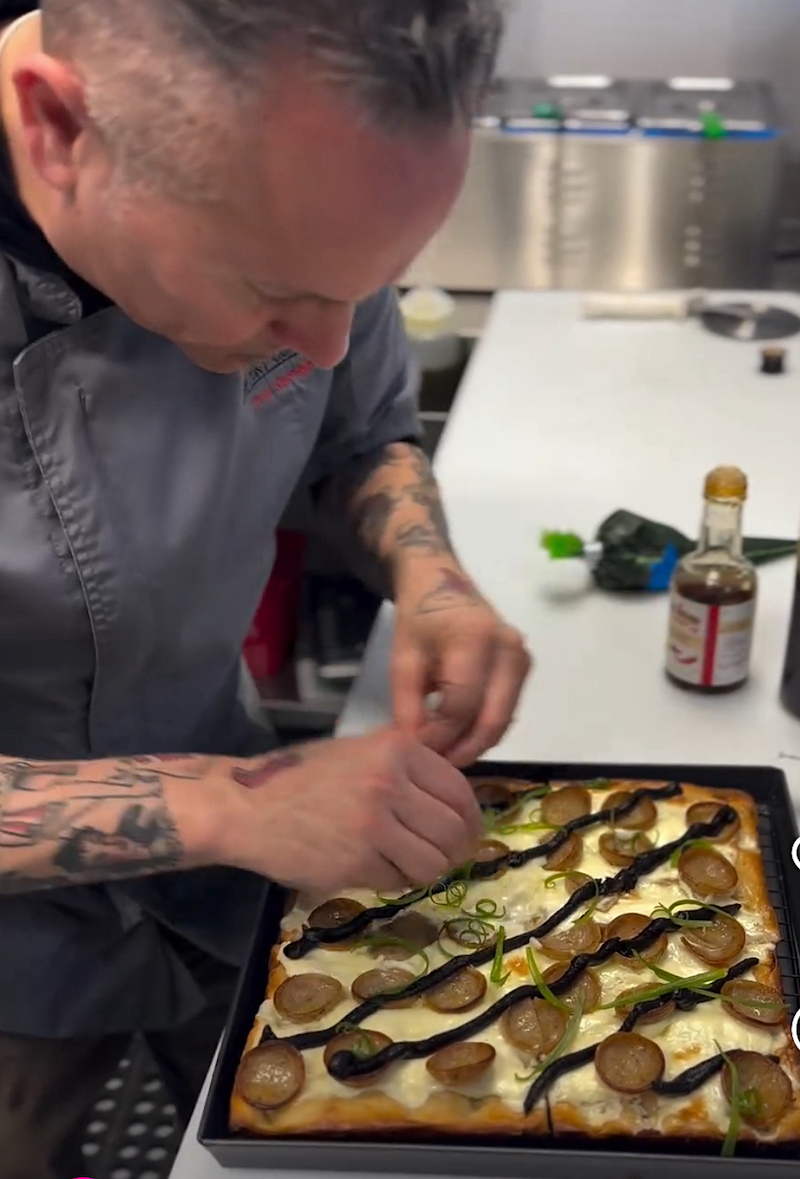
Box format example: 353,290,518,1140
315,442,456,596
0,757,187,893
0,745,308,894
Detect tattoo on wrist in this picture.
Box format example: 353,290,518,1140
414,567,483,615
232,749,304,789
395,522,451,556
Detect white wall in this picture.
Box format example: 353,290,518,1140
497,0,800,159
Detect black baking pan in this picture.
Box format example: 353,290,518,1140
198,761,800,1177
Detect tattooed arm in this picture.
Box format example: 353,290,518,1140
315,441,459,600
316,442,531,766
0,749,297,894
0,734,482,897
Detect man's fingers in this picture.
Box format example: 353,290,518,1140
419,635,496,754
364,858,415,893
380,817,450,886
391,781,475,870
448,636,532,768
404,740,482,844
391,643,428,736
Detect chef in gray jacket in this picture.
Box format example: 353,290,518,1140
0,2,530,1175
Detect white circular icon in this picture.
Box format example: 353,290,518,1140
793,837,800,872
792,1008,800,1052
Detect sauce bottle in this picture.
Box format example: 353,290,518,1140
665,467,756,693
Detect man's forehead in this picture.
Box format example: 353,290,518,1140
219,76,469,298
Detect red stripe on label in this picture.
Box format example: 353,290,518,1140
702,604,720,687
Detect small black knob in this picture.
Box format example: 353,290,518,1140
761,346,787,375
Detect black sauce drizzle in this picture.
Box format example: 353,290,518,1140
276,803,739,1043
284,906,742,1069
264,806,740,1049
522,955,758,1113
285,781,687,958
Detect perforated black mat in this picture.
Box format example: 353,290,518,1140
78,1037,181,1179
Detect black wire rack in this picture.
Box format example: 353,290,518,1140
78,1037,182,1179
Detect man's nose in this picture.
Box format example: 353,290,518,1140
269,302,356,370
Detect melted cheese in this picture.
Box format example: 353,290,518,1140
260,793,790,1133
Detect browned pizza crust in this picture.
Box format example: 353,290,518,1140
230,778,800,1146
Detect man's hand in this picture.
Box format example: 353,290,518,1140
315,440,532,763
220,729,482,895
392,562,531,767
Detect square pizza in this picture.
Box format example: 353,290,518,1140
230,778,800,1153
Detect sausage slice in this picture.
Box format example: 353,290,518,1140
542,963,601,1013
721,1051,793,1126
678,846,738,898
539,919,603,962
686,801,740,843
351,967,417,1008
595,1032,665,1094
424,967,487,1013
720,980,786,1028
235,1043,305,1109
542,830,584,871
323,1030,392,1087
541,785,592,826
501,997,567,1057
273,973,344,1023
605,912,667,968
680,913,746,966
426,1041,496,1086
605,791,658,831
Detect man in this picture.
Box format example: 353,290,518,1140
0,2,531,1175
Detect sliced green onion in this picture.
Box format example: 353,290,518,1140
544,871,578,890
463,898,507,922
670,838,714,869
516,996,585,1082
717,1043,741,1158
497,820,558,836
598,981,677,1011
526,945,570,1013
649,900,717,929
652,898,731,921
633,955,726,998
490,925,511,986
438,917,495,957
587,778,614,791
636,956,725,990
359,935,430,977
429,880,469,910
598,967,724,1011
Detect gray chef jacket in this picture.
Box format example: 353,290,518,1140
0,252,419,1038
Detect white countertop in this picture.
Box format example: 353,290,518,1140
171,289,800,1178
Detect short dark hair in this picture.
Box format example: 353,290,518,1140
41,0,502,198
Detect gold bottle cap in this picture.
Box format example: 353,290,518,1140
704,466,748,501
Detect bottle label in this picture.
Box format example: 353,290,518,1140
666,592,755,687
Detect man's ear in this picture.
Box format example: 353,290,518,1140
13,52,89,193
